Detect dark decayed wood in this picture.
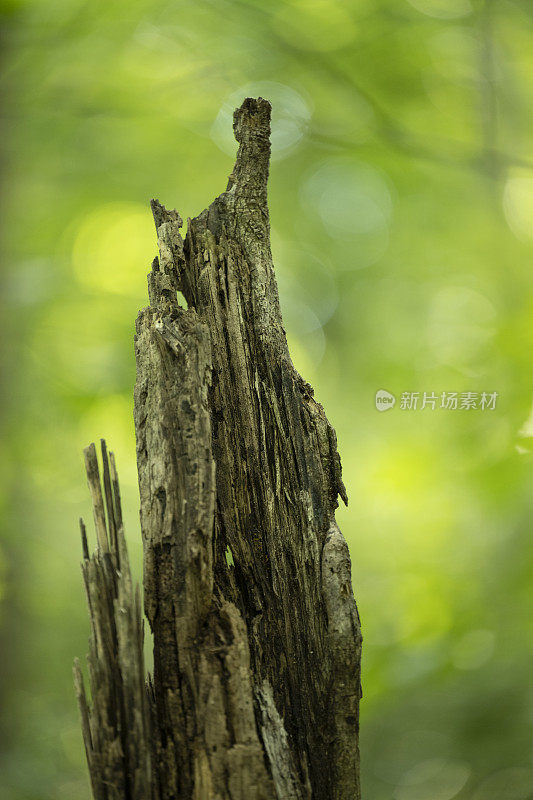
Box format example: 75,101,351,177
76,97,362,800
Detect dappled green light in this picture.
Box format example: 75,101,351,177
407,0,473,21
72,202,155,295
451,628,495,671
503,175,533,242
300,159,393,268
472,767,533,800
2,0,533,798
427,285,497,369
393,758,471,800
271,0,359,52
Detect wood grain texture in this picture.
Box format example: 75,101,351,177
77,97,362,800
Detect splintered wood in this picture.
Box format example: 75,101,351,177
76,98,362,800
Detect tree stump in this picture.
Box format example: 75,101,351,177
75,98,362,800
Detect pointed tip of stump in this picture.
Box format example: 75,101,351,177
232,97,271,143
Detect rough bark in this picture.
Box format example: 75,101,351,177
76,97,362,800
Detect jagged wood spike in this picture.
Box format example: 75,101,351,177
76,443,151,800
100,439,118,556
83,443,109,553
108,451,123,532
79,517,89,562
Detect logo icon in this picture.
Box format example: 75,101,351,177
375,389,396,412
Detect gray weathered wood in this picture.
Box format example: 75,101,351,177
76,97,362,800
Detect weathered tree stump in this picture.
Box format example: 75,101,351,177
76,98,362,800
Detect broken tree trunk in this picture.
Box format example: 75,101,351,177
76,97,362,800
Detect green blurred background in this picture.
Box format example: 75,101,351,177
1,0,533,798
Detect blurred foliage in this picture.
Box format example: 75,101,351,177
1,0,533,798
